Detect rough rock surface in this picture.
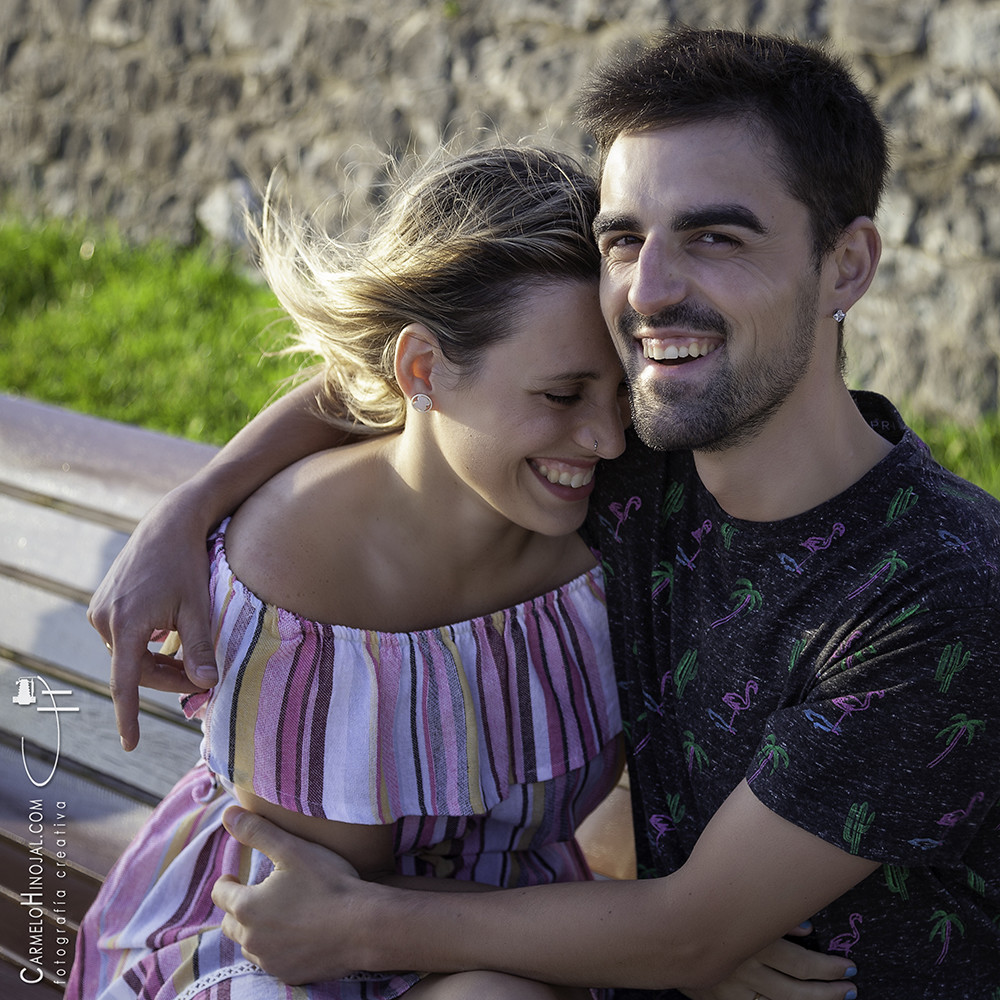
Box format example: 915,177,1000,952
2,0,998,420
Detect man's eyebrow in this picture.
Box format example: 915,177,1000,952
592,213,640,240
673,204,769,235
591,205,769,239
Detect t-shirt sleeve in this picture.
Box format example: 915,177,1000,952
747,605,1000,867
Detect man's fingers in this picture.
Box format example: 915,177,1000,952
221,807,296,867
176,608,219,687
145,654,206,693
107,637,157,751
212,874,247,920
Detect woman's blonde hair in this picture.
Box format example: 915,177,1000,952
253,145,600,431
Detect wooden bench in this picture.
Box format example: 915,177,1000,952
0,392,634,995
0,394,212,994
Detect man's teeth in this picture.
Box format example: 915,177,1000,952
534,463,595,489
642,339,720,361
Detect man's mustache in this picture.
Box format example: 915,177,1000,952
617,303,730,339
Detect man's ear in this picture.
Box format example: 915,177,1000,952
394,323,442,400
825,216,882,313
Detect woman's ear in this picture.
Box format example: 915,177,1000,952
825,216,882,313
394,323,441,400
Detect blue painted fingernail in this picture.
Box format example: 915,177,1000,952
845,990,857,1000
844,967,858,978
798,920,812,930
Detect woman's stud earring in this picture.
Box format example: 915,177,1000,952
833,309,847,323
410,393,433,412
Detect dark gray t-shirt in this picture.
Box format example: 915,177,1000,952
585,392,1000,999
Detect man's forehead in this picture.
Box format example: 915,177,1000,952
597,123,790,216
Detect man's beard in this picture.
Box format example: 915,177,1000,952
616,281,820,453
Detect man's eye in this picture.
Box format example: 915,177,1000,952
545,392,581,405
695,231,740,247
599,234,642,257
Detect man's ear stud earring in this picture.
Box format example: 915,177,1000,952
833,309,847,323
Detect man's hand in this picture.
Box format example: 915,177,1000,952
88,488,219,750
213,807,367,984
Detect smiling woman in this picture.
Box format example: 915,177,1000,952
67,145,628,1000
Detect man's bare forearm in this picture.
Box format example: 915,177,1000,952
346,785,876,992
355,873,716,990
180,376,355,528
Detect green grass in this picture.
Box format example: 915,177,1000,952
1,217,998,498
907,414,1000,500
0,218,299,444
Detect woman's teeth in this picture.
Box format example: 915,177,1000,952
533,463,596,489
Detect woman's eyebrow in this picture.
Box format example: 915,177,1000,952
532,369,602,385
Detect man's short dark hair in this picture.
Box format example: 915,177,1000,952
576,26,891,258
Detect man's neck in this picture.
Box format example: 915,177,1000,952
692,383,894,522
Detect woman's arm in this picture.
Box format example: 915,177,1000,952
90,376,358,749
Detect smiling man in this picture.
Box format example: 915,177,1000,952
566,29,1000,997
88,26,1000,1000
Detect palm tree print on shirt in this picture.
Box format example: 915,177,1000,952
846,550,908,599
710,579,762,628
682,730,709,775
930,910,965,965
927,714,986,768
747,733,789,784
651,560,674,602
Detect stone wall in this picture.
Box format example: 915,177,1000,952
2,0,999,421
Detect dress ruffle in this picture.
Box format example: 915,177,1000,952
184,519,620,825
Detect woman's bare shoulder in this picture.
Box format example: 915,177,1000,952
222,439,390,622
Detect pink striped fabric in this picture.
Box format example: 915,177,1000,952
67,519,621,998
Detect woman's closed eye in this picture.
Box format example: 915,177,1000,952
545,391,582,405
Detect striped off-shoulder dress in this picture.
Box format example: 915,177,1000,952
67,518,622,999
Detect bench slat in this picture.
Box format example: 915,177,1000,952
0,495,130,598
0,738,158,877
0,576,192,719
0,657,202,803
0,395,216,525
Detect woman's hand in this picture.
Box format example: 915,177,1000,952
681,923,857,1000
